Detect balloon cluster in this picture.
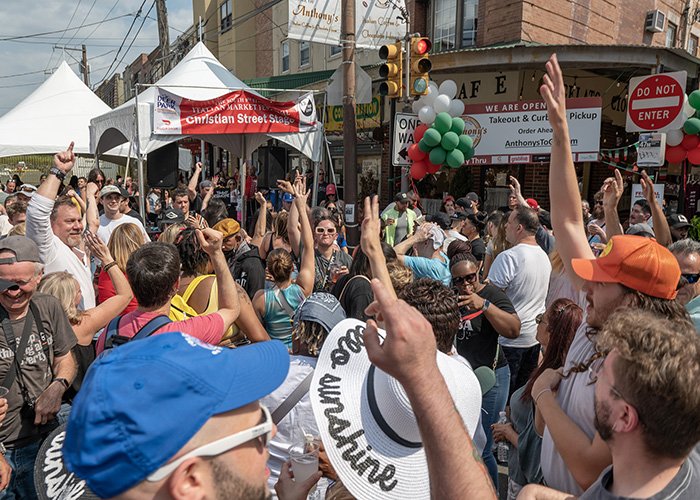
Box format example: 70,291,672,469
665,91,700,164
407,80,475,180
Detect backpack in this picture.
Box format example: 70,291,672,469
169,294,199,321
103,314,172,350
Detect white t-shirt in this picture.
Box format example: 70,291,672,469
97,213,149,244
540,318,596,495
487,242,551,348
26,193,95,309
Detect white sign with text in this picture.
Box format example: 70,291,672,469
630,183,664,211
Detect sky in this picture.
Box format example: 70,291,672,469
0,0,194,116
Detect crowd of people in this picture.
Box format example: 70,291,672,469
0,53,696,500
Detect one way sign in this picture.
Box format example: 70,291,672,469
392,112,419,167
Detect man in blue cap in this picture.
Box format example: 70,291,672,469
281,192,294,213
63,333,297,499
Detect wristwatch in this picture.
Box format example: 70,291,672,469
53,378,70,390
482,299,491,312
49,166,66,181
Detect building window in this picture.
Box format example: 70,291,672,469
666,22,677,47
689,35,698,56
462,0,478,47
220,0,232,32
434,0,457,52
281,40,290,73
330,44,342,57
300,40,310,67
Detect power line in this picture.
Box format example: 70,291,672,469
0,13,133,41
94,0,150,88
78,0,121,45
66,0,100,46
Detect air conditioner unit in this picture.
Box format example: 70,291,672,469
645,10,666,33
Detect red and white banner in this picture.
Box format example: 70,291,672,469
153,88,317,135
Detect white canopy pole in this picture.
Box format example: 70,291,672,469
240,140,247,225
135,85,146,222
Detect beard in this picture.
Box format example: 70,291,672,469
65,233,83,249
594,395,614,442
211,457,270,500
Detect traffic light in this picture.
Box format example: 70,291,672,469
409,36,432,96
379,41,403,99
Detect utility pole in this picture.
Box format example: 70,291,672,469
155,0,171,74
342,0,358,246
81,45,89,85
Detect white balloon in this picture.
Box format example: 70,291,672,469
423,90,437,106
433,94,451,114
683,96,695,120
448,99,465,117
428,81,439,94
666,128,684,147
412,100,423,115
418,106,436,124
438,80,458,99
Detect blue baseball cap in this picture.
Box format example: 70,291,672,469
282,192,294,203
63,333,290,498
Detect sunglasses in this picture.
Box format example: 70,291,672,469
682,273,700,284
452,273,477,286
315,227,337,235
147,405,272,482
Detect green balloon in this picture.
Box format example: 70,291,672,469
689,90,700,110
451,117,465,135
423,128,442,147
434,112,452,134
463,145,474,160
429,146,447,165
446,149,465,168
418,138,433,153
457,134,473,154
441,131,460,151
684,117,700,135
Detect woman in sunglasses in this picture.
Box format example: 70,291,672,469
312,215,352,292
448,241,520,490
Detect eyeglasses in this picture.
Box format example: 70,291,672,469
315,227,337,235
587,355,626,400
682,273,700,284
147,405,272,482
95,178,105,184
452,273,477,286
595,200,604,206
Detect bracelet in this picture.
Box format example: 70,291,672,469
534,388,552,405
49,166,66,181
102,261,118,272
53,378,70,390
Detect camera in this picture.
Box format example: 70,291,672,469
20,399,35,421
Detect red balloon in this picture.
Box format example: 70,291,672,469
414,124,429,142
410,161,428,180
666,145,688,163
688,146,700,165
682,134,700,150
426,160,442,174
408,143,427,162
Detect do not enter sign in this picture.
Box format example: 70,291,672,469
626,71,687,132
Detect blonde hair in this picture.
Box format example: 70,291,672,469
108,223,145,271
491,214,512,261
38,272,83,325
8,222,25,236
387,261,413,294
158,223,187,244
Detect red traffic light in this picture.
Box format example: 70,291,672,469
414,38,431,55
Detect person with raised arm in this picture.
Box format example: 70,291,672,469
535,53,689,495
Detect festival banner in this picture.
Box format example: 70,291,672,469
153,88,317,135
461,97,603,165
288,0,407,49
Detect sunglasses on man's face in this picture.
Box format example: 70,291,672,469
683,273,700,284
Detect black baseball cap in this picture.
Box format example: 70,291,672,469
667,213,692,229
456,197,473,210
450,212,468,221
159,208,185,225
427,212,451,230
394,192,410,203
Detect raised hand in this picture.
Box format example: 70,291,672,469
361,196,382,257
54,142,75,173
540,54,567,131
509,175,522,197
363,279,439,386
602,169,624,211
84,230,112,263
195,227,223,256
86,181,100,198
255,191,266,206
292,182,309,206
640,170,656,203
277,179,294,195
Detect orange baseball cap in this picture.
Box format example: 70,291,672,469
571,235,680,300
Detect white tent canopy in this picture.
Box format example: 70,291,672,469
0,61,130,159
90,42,323,162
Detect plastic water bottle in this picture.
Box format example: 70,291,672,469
495,411,509,464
